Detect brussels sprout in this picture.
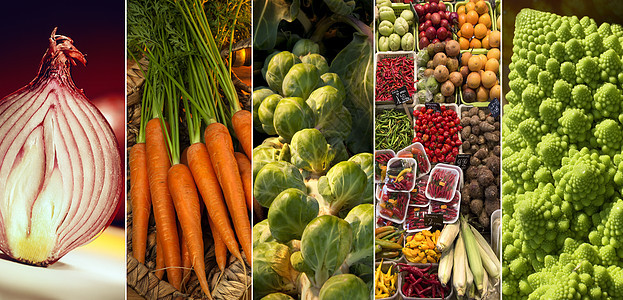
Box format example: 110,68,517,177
253,219,275,248
378,6,396,23
266,51,300,94
388,33,401,51
290,129,335,174
253,145,278,180
378,36,390,52
306,85,344,124
319,73,347,101
394,17,409,36
400,9,415,27
316,106,352,141
416,90,433,103
260,137,291,162
348,153,373,204
268,188,319,242
401,32,415,51
282,63,321,100
260,293,295,300
254,161,306,207
258,94,283,135
253,242,298,299
317,161,367,214
253,88,275,133
261,51,279,80
344,204,374,266
378,20,394,37
300,215,352,287
318,274,368,300
292,39,320,57
301,54,330,75
273,97,315,141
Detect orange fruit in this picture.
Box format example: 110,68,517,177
467,72,481,89
470,38,482,49
461,52,472,66
478,54,488,65
459,37,470,50
482,34,490,49
475,0,489,15
479,13,492,28
474,23,487,39
489,30,501,48
461,23,474,38
487,48,501,60
466,11,479,25
465,2,476,12
485,58,500,74
457,5,466,15
468,56,483,72
458,14,467,28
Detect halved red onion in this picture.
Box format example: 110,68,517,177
0,28,122,267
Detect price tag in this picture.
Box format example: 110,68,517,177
489,98,500,118
425,102,441,112
455,154,471,171
424,213,444,227
391,86,411,104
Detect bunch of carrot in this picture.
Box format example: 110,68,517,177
128,0,250,298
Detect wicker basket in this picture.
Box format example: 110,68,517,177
126,56,252,300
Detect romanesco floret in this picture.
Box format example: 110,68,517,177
604,34,623,56
553,79,572,103
556,24,572,43
545,58,560,78
535,53,547,69
550,41,566,62
526,64,540,84
536,133,567,168
553,148,616,211
557,108,593,143
560,61,576,84
576,56,600,87
584,32,604,57
598,49,622,82
538,71,554,97
502,148,540,193
521,84,543,115
599,22,613,36
571,23,585,39
570,84,593,111
564,38,584,62
518,118,544,147
539,98,563,127
593,119,623,153
594,83,622,119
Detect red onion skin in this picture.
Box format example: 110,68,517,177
0,29,121,267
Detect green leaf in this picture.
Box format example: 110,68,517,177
322,0,355,15
330,32,373,153
254,0,301,50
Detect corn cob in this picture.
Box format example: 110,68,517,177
470,224,501,279
437,222,460,252
438,245,454,286
461,217,484,293
453,231,467,297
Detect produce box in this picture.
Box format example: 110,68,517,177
398,264,453,299
376,52,417,104
375,261,400,300
376,149,397,183
397,142,432,175
414,2,456,51
378,185,411,223
430,191,461,223
404,205,432,232
376,106,416,152
412,103,464,163
377,3,418,52
458,49,501,107
455,0,496,31
410,175,431,207
426,164,461,202
385,157,418,192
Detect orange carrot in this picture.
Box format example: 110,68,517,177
155,234,165,280
145,118,182,289
129,143,151,263
234,152,252,211
208,216,227,272
179,224,192,284
187,142,243,260
180,146,189,166
204,123,252,259
232,110,252,159
168,163,211,299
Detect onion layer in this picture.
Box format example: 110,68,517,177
0,28,122,267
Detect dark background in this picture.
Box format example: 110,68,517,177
503,1,623,100
0,1,126,226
